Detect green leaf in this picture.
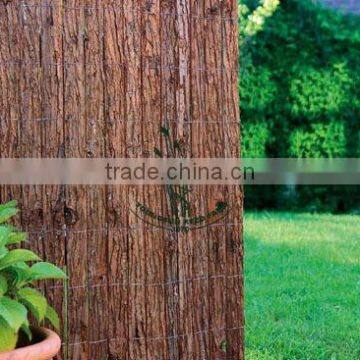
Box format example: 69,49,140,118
216,201,228,212
0,296,27,332
0,207,18,224
220,340,228,352
45,304,60,331
0,200,17,212
4,262,31,287
20,318,32,342
0,246,9,259
0,249,40,270
160,125,170,137
0,226,12,247
18,287,47,322
7,231,27,245
0,275,7,297
154,147,163,157
30,262,67,281
0,226,26,247
0,316,18,352
173,140,182,151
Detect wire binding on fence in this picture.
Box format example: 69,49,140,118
0,61,236,74
104,354,241,360
64,325,243,346
49,273,242,291
105,352,241,360
0,116,240,124
106,349,242,360
0,3,238,22
26,222,241,237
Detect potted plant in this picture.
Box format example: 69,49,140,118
0,201,67,359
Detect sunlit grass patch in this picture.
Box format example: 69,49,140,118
245,212,360,360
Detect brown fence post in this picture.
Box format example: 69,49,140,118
0,1,243,359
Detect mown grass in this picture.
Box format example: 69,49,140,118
245,212,360,360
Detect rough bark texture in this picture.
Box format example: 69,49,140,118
0,1,243,359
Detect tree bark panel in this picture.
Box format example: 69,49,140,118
0,1,242,359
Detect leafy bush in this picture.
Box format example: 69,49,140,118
289,64,352,119
289,121,347,157
240,63,277,113
242,121,270,157
240,0,360,212
0,201,67,352
239,0,280,41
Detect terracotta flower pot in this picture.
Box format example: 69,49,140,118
0,327,61,360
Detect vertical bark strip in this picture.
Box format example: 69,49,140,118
222,1,244,359
203,1,228,359
62,2,89,359
0,1,243,359
103,1,128,358
83,1,108,358
15,3,45,275
141,1,168,359
0,3,22,223
189,1,212,358
176,1,193,359
123,2,147,359
40,2,66,358
160,2,181,359
0,4,7,206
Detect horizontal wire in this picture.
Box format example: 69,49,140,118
121,355,240,360
49,273,242,291
104,355,239,360
98,352,239,360
0,3,237,22
0,61,234,73
107,348,241,360
27,222,241,237
105,355,240,360
64,325,243,346
106,350,239,360
0,117,240,124
103,355,237,360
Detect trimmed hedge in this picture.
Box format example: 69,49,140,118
240,0,360,212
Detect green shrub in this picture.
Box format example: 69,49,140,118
240,63,277,113
240,0,360,212
240,0,359,158
290,64,352,119
0,201,67,352
242,121,270,157
239,0,280,42
289,121,347,157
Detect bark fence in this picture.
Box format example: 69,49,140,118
0,1,243,359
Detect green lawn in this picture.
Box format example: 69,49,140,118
245,212,360,360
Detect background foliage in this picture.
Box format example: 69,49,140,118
240,0,360,212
